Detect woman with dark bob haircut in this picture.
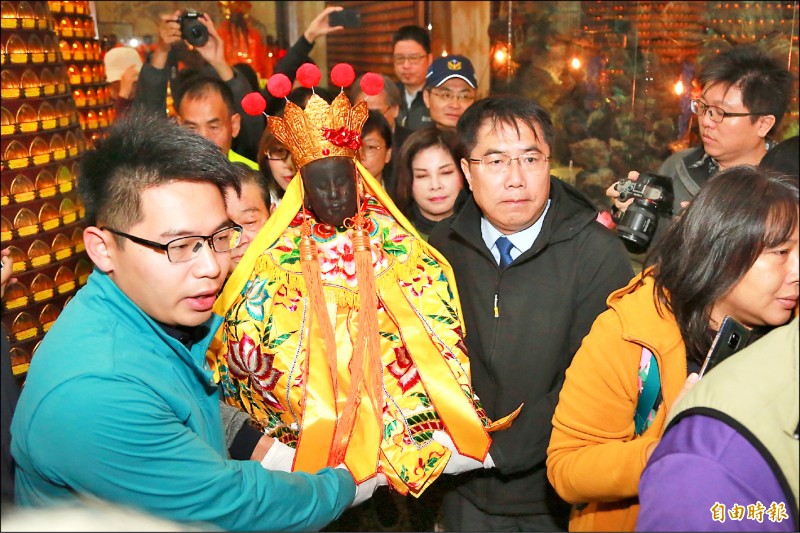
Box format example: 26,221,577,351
547,165,799,531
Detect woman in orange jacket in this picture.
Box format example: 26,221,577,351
546,165,799,531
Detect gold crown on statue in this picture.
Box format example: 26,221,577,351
268,92,369,169
254,63,386,169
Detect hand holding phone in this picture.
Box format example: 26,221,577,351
698,316,752,379
328,8,361,29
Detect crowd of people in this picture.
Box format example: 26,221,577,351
1,5,798,533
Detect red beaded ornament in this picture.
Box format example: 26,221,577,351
359,72,384,96
241,92,267,116
267,73,292,99
330,63,356,88
296,63,322,89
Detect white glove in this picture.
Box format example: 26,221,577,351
336,464,388,507
259,439,295,472
432,430,494,475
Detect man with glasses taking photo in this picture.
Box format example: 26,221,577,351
392,25,434,131
10,114,372,531
423,55,478,131
607,44,793,251
429,96,632,531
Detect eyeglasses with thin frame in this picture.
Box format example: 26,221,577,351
101,225,243,263
467,152,551,176
393,54,427,65
358,143,385,157
690,99,770,124
429,89,475,104
266,147,291,161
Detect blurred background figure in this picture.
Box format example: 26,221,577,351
357,110,393,190
393,25,433,130
103,46,143,116
225,164,271,269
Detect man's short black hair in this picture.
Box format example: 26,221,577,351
456,95,555,157
392,25,431,54
79,113,243,236
699,44,793,136
177,76,237,116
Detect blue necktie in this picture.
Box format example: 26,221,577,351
496,236,514,269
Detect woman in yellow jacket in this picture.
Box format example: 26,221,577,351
546,165,799,531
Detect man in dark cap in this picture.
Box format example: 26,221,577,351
423,55,478,130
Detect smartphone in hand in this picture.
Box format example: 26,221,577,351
329,8,361,28
698,315,752,379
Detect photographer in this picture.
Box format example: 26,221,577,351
135,9,264,161
547,165,799,531
606,44,793,257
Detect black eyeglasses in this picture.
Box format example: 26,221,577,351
101,225,243,263
266,147,291,161
690,99,770,123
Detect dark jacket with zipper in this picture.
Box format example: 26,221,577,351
429,177,633,516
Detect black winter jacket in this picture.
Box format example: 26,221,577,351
395,80,432,131
429,177,633,516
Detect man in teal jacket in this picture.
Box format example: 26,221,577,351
10,114,376,531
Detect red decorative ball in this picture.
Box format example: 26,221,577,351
296,63,322,88
267,74,292,99
330,63,356,88
360,72,384,96
241,92,266,116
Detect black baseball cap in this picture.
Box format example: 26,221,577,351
425,55,477,89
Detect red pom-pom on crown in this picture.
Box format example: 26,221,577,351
330,63,356,88
360,72,384,97
241,92,267,116
296,63,322,89
267,74,292,99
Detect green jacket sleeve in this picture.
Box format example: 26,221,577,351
25,376,355,532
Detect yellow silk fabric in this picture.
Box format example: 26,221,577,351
211,162,516,495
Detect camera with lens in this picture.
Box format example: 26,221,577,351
613,173,674,254
178,11,208,47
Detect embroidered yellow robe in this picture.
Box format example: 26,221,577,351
210,162,515,495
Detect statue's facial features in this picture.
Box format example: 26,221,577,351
302,157,358,226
